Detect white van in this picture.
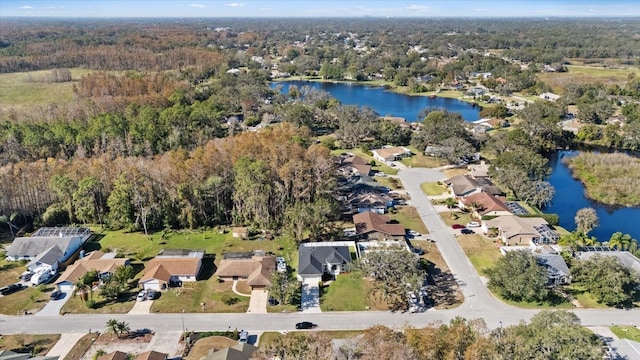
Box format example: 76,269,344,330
30,268,52,286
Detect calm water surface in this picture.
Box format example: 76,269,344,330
273,80,640,242
271,80,481,122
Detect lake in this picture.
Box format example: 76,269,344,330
271,80,481,122
272,80,640,242
546,151,640,242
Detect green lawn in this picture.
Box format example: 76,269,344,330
389,206,429,235
610,326,640,342
320,273,368,311
399,150,445,168
453,232,501,276
61,288,138,315
565,285,608,309
0,68,95,108
421,182,447,196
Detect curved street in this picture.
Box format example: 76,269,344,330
0,167,638,335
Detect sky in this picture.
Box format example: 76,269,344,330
2,0,640,18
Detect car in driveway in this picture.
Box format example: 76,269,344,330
238,329,249,343
136,290,147,301
146,289,158,300
461,228,475,234
451,224,466,229
412,247,424,255
407,230,421,237
50,290,63,300
295,321,317,330
466,221,481,228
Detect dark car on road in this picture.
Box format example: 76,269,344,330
295,321,317,330
451,224,466,229
461,228,475,234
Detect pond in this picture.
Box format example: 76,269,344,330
272,80,640,242
546,150,640,242
271,80,481,122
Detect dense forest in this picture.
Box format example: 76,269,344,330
1,17,640,233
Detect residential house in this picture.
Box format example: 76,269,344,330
443,175,502,198
468,161,490,179
536,254,571,285
576,250,640,277
338,155,371,177
6,227,91,269
347,192,395,214
466,87,486,97
55,251,131,292
298,245,352,279
484,216,560,246
371,146,412,162
27,245,63,274
214,251,276,290
381,116,412,129
353,211,405,241
202,343,258,360
540,92,561,101
460,192,511,218
471,72,492,79
139,249,204,291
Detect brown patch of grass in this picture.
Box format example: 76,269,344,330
399,150,445,168
61,289,137,315
185,336,237,360
234,281,252,295
441,168,468,179
0,284,56,315
63,333,99,360
0,259,25,287
0,334,61,356
538,65,640,94
151,280,249,313
455,234,501,276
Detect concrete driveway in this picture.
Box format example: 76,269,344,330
247,289,268,314
301,277,321,313
47,332,89,358
36,289,73,316
128,298,154,315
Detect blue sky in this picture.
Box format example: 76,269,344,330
2,0,640,18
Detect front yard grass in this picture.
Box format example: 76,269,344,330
421,182,447,196
61,288,138,315
373,175,403,190
453,233,501,276
421,241,464,309
0,258,25,287
388,206,429,234
610,326,640,342
151,279,249,313
320,273,368,311
0,334,61,356
564,284,608,309
0,283,56,315
439,211,475,226
399,151,445,168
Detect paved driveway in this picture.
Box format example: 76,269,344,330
36,289,73,316
247,289,268,314
47,332,89,358
301,277,321,313
128,298,154,315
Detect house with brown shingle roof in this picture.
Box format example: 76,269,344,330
444,174,503,198
483,216,559,247
460,192,511,218
353,211,405,241
97,351,127,360
139,249,204,291
338,155,371,176
214,251,276,290
136,351,167,360
55,251,130,292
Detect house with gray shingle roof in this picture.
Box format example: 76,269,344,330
536,254,571,285
298,246,351,279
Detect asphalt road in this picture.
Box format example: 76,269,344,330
0,166,638,335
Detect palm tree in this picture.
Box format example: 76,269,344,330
106,319,119,336
116,321,130,338
444,197,457,219
73,280,93,303
608,232,632,251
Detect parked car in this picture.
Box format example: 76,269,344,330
466,222,481,228
0,283,24,296
451,224,466,229
136,290,147,301
295,321,317,330
50,290,63,300
374,172,386,177
238,330,249,343
461,228,475,234
408,230,421,237
146,289,158,300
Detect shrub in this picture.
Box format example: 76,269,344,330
221,294,239,305
86,299,96,308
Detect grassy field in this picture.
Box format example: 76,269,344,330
0,68,96,109
0,282,57,315
538,65,640,94
610,326,640,342
0,334,61,356
388,206,429,235
421,182,447,196
320,273,368,311
453,232,501,276
63,333,99,360
61,288,138,314
0,258,24,287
